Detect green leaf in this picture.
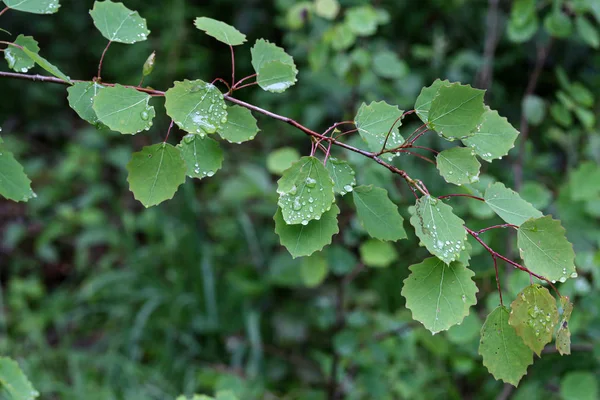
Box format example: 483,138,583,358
328,23,356,51
359,239,397,268
508,284,558,355
194,17,246,46
0,357,39,400
462,108,519,162
428,82,486,141
325,157,356,196
354,101,404,161
300,253,329,287
484,182,542,226
569,161,600,201
507,0,538,43
93,84,154,134
402,257,478,333
89,0,150,44
576,16,600,48
522,95,546,126
251,39,295,71
19,46,71,84
517,216,576,283
276,156,335,225
4,35,39,73
66,82,105,125
372,50,408,80
353,185,406,241
544,11,573,38
409,195,467,264
2,0,59,14
267,147,300,175
479,306,533,386
0,143,34,202
436,147,481,185
126,143,186,207
177,134,223,179
218,105,259,143
256,60,297,93
550,103,573,126
314,0,339,20
446,312,481,344
142,51,155,77
345,5,379,36
568,82,595,107
556,296,573,355
164,79,228,135
415,79,447,123
560,371,598,400
274,204,340,258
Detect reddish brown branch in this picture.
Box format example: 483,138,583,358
97,41,112,80
0,6,9,17
438,193,485,201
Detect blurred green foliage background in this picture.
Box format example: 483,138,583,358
1,0,600,399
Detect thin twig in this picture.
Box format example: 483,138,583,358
438,193,485,201
380,110,414,153
97,41,112,80
0,6,9,17
232,73,257,90
493,255,503,305
211,77,232,92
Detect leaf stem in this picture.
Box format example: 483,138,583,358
229,45,235,89
164,120,174,143
380,109,415,153
0,7,9,17
97,41,112,81
232,73,257,90
476,224,518,234
438,193,485,201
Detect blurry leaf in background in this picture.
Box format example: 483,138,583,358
300,252,328,287
359,239,396,268
0,357,39,400
522,95,546,126
266,147,300,175
560,371,599,400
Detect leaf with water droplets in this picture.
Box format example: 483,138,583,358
479,306,533,387
177,134,223,179
251,40,298,93
517,216,576,283
484,182,542,226
126,143,186,207
462,108,519,162
4,35,39,73
2,0,59,14
277,156,335,225
19,46,71,83
165,79,228,136
353,185,406,241
0,357,39,399
93,84,155,134
508,284,559,356
354,101,404,161
436,147,481,185
89,0,150,44
67,82,105,125
415,79,447,123
218,105,259,143
194,17,246,46
428,82,486,141
556,296,573,355
402,257,477,333
409,195,467,264
274,204,339,258
0,144,33,202
325,157,355,195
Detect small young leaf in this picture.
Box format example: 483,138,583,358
556,296,573,355
165,80,228,136
415,79,447,123
436,147,481,185
19,46,71,84
4,35,39,73
300,253,329,287
93,84,155,134
508,284,559,355
0,357,39,400
479,306,533,387
0,145,34,202
142,51,156,77
518,216,576,283
89,0,150,44
325,157,356,196
277,156,335,225
67,82,105,125
401,257,478,333
126,143,187,207
359,239,397,268
218,105,259,143
409,195,467,264
354,101,404,161
352,185,406,241
177,134,223,179
484,182,542,226
274,204,340,258
194,17,246,46
428,82,486,141
267,147,300,176
2,0,59,14
462,108,519,162
256,60,298,93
